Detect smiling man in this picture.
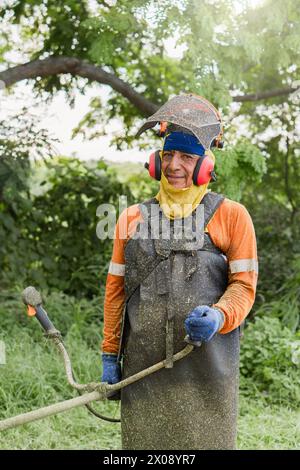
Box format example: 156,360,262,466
101,94,258,450
162,149,199,188
164,149,196,187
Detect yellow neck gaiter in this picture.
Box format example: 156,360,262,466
155,150,215,220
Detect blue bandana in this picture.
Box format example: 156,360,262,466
163,131,205,156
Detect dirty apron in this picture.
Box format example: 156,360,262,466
120,192,240,450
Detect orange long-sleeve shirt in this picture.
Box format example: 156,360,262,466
101,197,258,354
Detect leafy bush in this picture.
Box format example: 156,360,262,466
0,110,57,292
253,255,300,332
245,199,300,306
0,157,134,298
212,140,267,201
240,316,300,408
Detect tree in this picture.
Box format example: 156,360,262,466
0,0,299,125
0,108,57,289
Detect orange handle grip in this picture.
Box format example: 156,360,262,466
27,305,36,317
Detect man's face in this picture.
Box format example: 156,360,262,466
161,150,199,188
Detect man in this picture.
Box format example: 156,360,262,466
101,94,258,450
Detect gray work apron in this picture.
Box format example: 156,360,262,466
120,192,240,450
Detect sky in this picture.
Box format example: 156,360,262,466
0,80,151,164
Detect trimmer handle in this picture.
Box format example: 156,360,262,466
34,305,57,333
184,334,202,348
22,286,58,334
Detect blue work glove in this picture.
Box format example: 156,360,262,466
184,305,224,343
101,353,122,384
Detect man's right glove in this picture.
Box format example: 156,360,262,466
101,353,121,384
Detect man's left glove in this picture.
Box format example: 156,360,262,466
101,353,122,384
184,305,224,343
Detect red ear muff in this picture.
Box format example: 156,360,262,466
193,155,216,186
144,150,161,181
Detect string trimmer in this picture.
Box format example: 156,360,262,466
0,286,197,432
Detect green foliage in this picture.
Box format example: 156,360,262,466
0,108,57,212
248,201,297,304
0,156,133,298
0,110,58,291
222,102,300,305
254,256,300,332
6,0,91,58
212,140,267,201
246,103,300,215
111,161,160,200
240,316,300,408
83,4,149,67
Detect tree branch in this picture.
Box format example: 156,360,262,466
233,87,298,102
0,56,158,116
0,56,298,114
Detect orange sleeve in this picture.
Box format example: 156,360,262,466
207,198,258,333
101,204,142,354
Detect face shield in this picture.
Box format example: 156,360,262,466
136,93,223,150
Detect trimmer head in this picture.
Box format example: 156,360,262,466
22,286,42,307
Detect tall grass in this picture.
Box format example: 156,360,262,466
0,289,299,449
